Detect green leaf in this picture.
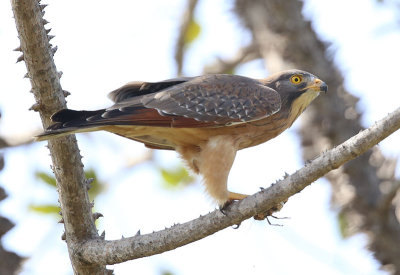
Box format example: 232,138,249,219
29,204,60,216
338,211,350,239
35,171,57,187
34,169,105,200
160,166,194,189
184,19,201,45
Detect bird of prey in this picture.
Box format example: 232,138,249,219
36,70,327,207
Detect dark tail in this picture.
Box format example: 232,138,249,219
35,109,106,141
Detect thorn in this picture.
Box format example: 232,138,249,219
13,46,22,52
121,235,125,239
39,4,48,10
24,72,30,79
46,28,52,34
283,172,289,179
42,19,49,25
57,71,63,78
92,212,103,221
63,90,70,97
61,231,66,241
85,178,94,190
48,35,55,41
90,200,95,208
29,89,34,93
16,54,24,63
100,231,105,239
135,230,141,236
58,217,64,224
41,10,45,17
59,210,63,216
51,46,58,56
29,103,40,112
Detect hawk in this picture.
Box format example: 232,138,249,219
37,70,327,207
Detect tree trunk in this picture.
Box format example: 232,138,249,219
235,0,400,273
11,1,107,274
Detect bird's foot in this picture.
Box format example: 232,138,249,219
219,199,234,215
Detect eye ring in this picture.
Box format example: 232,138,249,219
290,75,303,84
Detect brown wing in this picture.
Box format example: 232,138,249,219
37,74,282,140
106,74,281,127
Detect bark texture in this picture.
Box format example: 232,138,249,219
11,1,107,274
235,0,400,273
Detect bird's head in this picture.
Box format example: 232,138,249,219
266,69,327,95
264,69,328,114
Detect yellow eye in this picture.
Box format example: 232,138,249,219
290,75,303,84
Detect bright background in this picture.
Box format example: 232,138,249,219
0,0,399,274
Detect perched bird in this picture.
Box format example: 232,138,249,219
36,70,327,207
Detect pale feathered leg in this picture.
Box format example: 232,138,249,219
198,135,248,206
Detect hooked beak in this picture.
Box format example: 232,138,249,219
307,78,328,94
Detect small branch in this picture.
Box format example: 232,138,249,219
11,1,105,274
202,43,261,74
77,107,400,265
174,0,199,76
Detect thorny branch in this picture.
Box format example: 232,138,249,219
11,1,107,274
76,107,400,265
235,0,400,272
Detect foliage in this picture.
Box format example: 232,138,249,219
159,165,195,189
30,168,105,217
184,19,201,45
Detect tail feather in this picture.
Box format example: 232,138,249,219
35,109,106,141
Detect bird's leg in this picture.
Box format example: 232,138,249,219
176,145,201,173
198,135,241,207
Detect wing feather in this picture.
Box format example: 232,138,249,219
108,74,281,126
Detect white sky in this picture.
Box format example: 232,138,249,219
0,0,399,274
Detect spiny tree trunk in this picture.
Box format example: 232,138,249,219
235,0,400,273
11,1,107,274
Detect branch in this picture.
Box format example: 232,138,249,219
234,0,400,271
202,43,261,74
11,1,106,274
174,0,199,75
76,106,400,265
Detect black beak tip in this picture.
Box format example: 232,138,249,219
320,83,328,94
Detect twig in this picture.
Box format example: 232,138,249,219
202,43,261,74
174,0,199,76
